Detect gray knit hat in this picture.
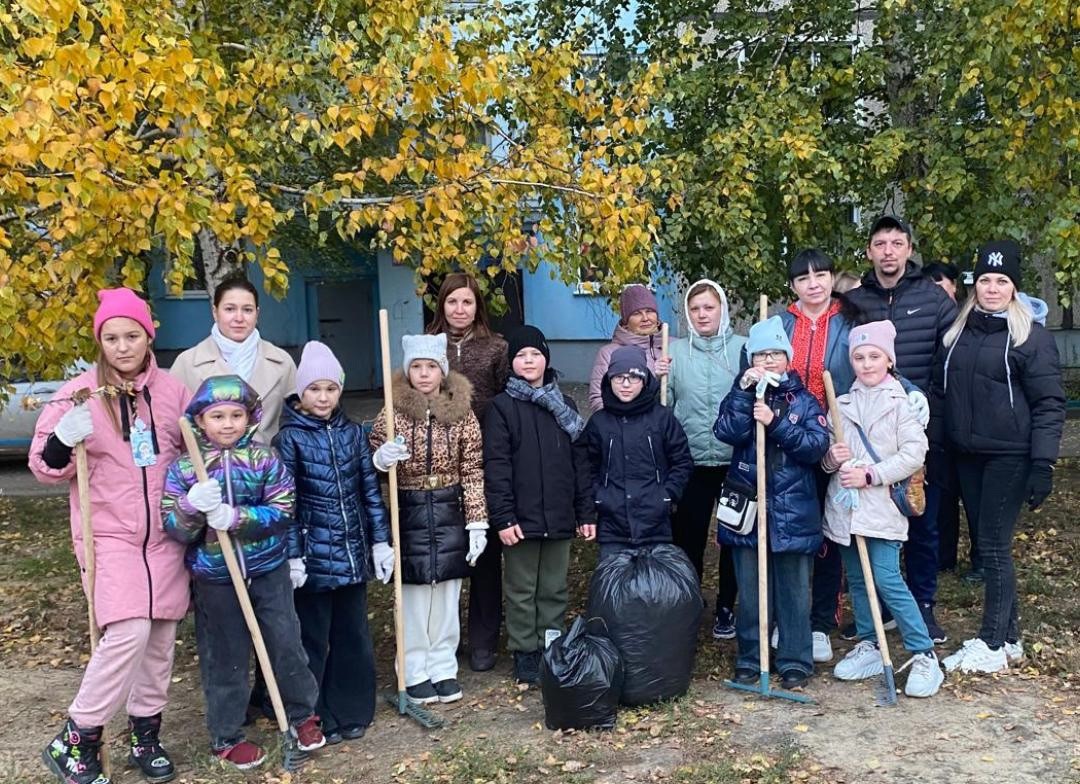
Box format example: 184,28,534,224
402,333,449,376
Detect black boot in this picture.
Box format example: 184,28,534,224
41,718,110,784
127,714,175,783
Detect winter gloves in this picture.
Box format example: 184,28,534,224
288,558,308,589
1026,460,1053,510
186,480,222,513
54,404,94,447
373,437,411,472
465,522,488,566
372,542,395,584
907,390,930,428
206,503,234,531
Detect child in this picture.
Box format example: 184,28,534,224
273,341,394,743
483,326,595,686
369,334,488,705
713,315,829,690
823,321,944,697
162,375,324,769
584,346,692,560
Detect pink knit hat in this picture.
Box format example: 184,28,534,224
296,340,345,395
849,320,897,366
619,284,659,324
93,287,156,340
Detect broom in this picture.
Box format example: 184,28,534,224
177,419,309,770
822,371,898,707
378,308,445,729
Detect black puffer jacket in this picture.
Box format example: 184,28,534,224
399,486,468,584
274,399,389,591
847,264,957,393
930,309,1065,462
483,386,595,538
584,376,693,546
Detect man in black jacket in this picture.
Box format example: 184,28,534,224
846,215,958,644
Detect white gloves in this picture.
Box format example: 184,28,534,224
207,503,234,531
373,437,411,472
288,558,308,589
372,542,395,584
186,480,222,513
907,390,930,428
466,522,488,566
54,404,94,447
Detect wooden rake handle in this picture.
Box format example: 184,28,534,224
755,294,769,674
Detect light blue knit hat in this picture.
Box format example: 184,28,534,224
745,315,793,361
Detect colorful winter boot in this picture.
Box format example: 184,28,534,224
41,718,110,784
128,714,176,783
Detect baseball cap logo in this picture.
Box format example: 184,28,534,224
987,251,1004,267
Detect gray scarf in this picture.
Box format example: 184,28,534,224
505,376,586,442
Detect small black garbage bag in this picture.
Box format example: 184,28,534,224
540,616,623,731
586,544,703,706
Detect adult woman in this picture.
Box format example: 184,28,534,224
426,273,509,673
665,280,746,639
31,288,191,784
588,284,665,412
171,276,296,444
933,241,1064,674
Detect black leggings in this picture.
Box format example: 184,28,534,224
671,465,737,612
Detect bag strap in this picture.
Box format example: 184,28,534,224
852,421,882,464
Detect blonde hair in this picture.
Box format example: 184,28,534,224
943,294,1032,349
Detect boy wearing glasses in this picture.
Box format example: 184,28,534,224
713,316,830,690
584,346,693,561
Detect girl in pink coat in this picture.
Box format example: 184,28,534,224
30,288,192,784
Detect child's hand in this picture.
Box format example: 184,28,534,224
577,523,596,541
372,542,395,584
740,367,764,389
839,465,869,489
288,558,308,589
207,503,234,531
828,444,852,464
465,522,488,565
752,400,775,426
187,479,222,513
373,437,410,472
499,524,524,547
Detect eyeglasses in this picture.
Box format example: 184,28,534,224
612,374,644,386
751,351,787,363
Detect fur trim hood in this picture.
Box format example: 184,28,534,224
392,369,474,424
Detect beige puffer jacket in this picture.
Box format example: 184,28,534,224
823,376,927,545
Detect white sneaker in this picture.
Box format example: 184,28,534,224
942,638,1008,674
1004,640,1024,664
903,651,944,698
812,631,833,663
833,640,884,681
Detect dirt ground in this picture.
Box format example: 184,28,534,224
1,466,1078,784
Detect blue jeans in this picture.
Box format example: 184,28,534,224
904,483,940,605
840,538,933,654
731,547,813,676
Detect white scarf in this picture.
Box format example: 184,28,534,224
210,324,261,382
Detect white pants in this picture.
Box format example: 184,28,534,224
401,579,462,687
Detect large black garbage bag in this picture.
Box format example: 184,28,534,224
586,544,703,706
540,616,624,731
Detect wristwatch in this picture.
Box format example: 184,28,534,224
864,470,874,487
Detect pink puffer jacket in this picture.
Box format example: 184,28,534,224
587,324,665,412
29,357,193,628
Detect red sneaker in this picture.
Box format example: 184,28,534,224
213,739,266,770
294,716,326,752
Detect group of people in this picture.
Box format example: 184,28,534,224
30,215,1065,784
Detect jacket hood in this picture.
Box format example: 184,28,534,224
185,374,263,447
280,394,349,430
1018,292,1048,326
682,279,732,339
392,369,474,424
600,372,661,416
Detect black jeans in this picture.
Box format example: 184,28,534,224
809,467,843,633
671,465,737,613
467,534,503,654
293,582,376,733
193,563,319,747
954,453,1028,647
904,482,941,605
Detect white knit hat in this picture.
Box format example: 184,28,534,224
402,333,449,376
296,340,345,396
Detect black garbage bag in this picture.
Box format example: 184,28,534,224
586,544,703,706
540,616,624,731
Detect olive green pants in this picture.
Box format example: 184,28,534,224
502,538,572,653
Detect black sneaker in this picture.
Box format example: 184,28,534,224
513,651,541,686
339,724,367,741
919,602,948,644
127,713,175,783
731,667,757,685
406,681,439,704
433,678,463,703
780,669,810,690
42,718,110,784
469,648,497,672
961,568,985,584
323,728,343,746
712,607,736,640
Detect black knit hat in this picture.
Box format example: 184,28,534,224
868,214,912,243
507,325,550,365
972,240,1021,289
